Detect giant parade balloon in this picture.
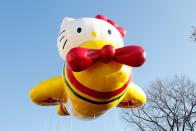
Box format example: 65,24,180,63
29,14,147,119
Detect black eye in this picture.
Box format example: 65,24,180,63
108,29,112,35
77,27,82,33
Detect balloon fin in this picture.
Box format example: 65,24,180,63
29,76,67,106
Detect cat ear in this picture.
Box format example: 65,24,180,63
60,17,75,30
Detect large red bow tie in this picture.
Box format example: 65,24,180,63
66,45,146,72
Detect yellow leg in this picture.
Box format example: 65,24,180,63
29,76,67,106
118,82,146,108
56,104,69,116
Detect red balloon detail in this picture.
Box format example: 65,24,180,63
40,97,61,104
100,45,115,63
66,67,130,99
107,19,117,27
96,14,108,21
117,26,126,38
66,45,146,72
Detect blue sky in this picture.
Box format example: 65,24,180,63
0,0,196,131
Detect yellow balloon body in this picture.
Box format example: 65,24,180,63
63,40,131,118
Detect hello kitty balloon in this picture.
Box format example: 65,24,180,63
29,14,146,119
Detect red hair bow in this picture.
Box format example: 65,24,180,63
96,14,126,38
66,45,146,72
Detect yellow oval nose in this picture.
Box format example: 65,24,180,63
91,32,97,37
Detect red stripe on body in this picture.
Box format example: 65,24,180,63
66,67,130,99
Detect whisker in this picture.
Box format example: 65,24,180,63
63,39,67,49
58,30,66,37
60,36,65,42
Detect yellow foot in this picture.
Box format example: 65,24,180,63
56,104,69,116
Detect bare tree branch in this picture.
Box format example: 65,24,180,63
190,26,196,42
122,75,196,131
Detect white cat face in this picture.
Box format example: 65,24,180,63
57,17,124,60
